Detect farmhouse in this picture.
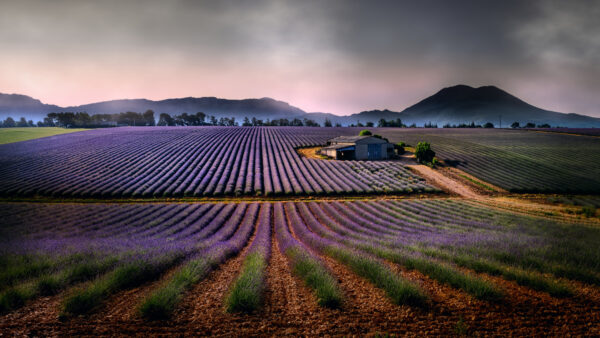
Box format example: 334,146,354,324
320,135,394,160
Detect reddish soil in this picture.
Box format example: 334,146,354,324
1,245,599,336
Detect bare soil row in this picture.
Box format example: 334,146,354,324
1,228,598,336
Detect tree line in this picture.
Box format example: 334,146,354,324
0,111,157,128
0,117,36,128
0,111,326,128
0,113,563,129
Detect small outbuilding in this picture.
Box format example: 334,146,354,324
320,136,394,160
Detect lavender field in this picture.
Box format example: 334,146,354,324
1,200,598,319
1,127,600,335
0,127,434,198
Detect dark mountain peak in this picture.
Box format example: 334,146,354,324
437,84,474,93
0,93,44,106
395,84,600,127
414,84,528,109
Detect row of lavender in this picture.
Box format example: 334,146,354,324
375,128,600,193
0,127,434,198
2,199,597,316
0,202,260,315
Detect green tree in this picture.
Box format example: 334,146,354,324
157,113,175,126
415,141,436,164
3,117,16,128
483,122,494,128
511,121,520,128
359,129,372,136
196,112,206,124
17,117,28,127
143,110,156,126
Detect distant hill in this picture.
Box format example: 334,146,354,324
0,95,306,122
348,85,600,128
1,85,599,127
67,97,306,122
0,93,61,120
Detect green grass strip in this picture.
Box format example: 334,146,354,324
0,255,54,291
286,248,342,308
61,255,179,317
381,249,503,302
420,248,573,298
458,174,495,191
0,127,89,144
0,256,119,314
138,258,212,320
225,252,268,313
325,246,428,307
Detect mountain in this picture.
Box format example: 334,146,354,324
348,85,600,128
67,97,306,121
0,96,307,122
0,93,61,120
1,85,599,127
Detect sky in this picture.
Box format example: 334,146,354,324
0,0,599,117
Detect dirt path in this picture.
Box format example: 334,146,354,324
399,154,595,225
408,164,482,199
296,146,325,160
397,152,485,199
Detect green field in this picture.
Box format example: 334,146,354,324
0,128,89,145
377,128,600,193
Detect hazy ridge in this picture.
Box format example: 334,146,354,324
1,85,599,127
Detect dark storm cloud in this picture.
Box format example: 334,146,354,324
0,0,598,116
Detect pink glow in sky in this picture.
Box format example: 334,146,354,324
0,0,599,117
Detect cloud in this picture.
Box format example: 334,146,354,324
0,0,598,116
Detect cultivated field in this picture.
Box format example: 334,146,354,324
527,128,600,137
0,127,433,198
377,128,600,193
1,126,599,335
1,200,599,335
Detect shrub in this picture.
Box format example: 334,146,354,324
0,288,29,313
372,134,389,142
394,142,406,155
414,142,436,164
359,130,372,136
580,206,597,218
